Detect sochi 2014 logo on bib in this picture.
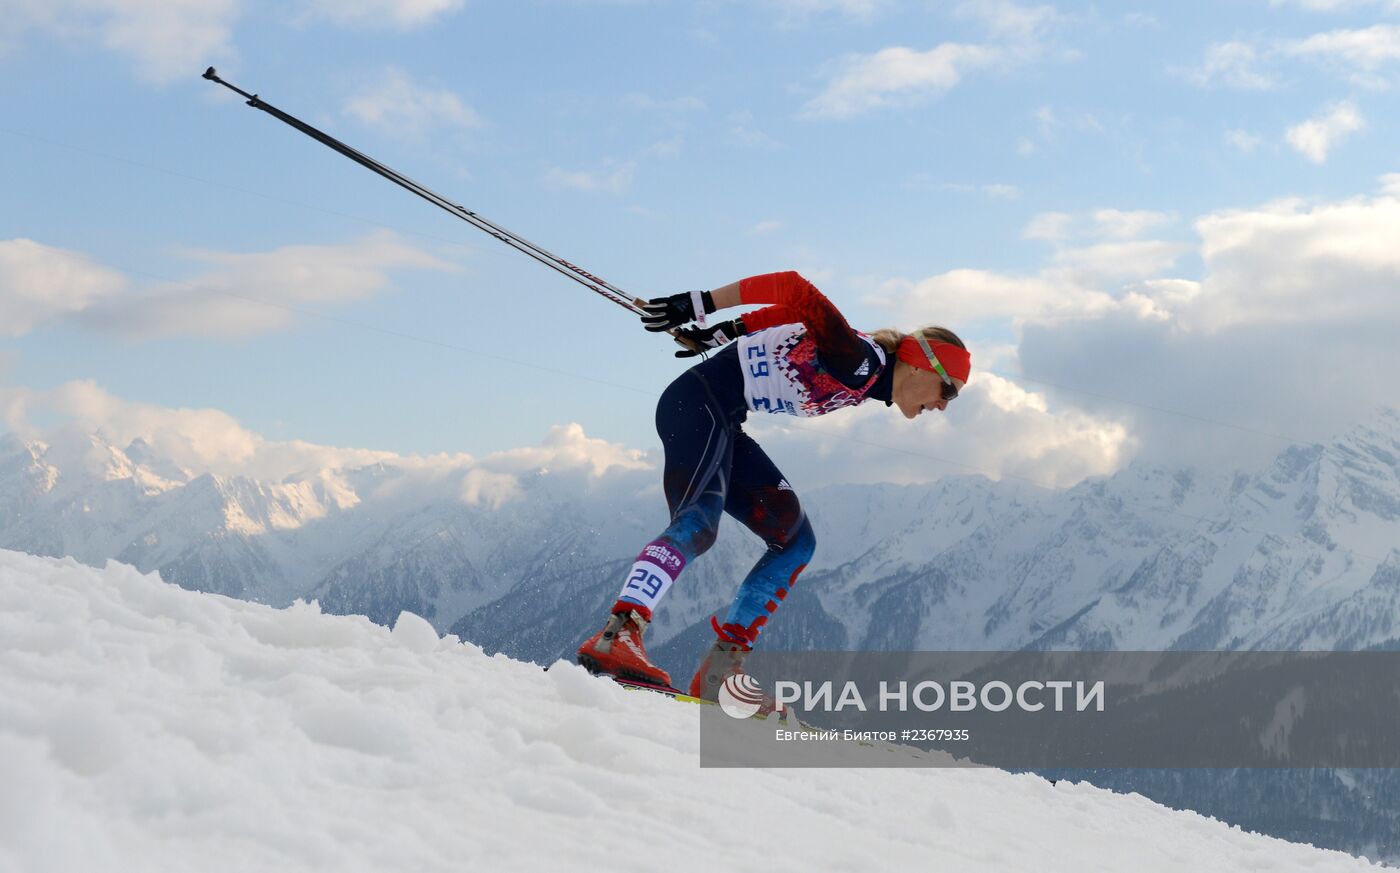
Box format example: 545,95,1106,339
717,674,768,719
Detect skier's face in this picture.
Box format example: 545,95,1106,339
893,362,962,420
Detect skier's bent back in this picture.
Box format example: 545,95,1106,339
576,271,971,694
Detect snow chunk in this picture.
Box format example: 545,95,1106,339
390,610,439,653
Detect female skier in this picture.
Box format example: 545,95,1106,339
576,271,970,696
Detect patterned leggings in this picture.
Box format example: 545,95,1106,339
617,368,815,647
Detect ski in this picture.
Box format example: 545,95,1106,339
607,673,815,729
608,674,710,704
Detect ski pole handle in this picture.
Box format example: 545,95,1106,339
669,329,706,355
628,296,704,355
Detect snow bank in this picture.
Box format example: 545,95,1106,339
0,549,1383,872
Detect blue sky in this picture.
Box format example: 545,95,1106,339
3,0,1400,489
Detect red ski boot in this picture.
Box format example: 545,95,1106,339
577,607,672,688
688,638,750,699
688,636,781,717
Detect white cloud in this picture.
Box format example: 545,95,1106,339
343,67,480,137
803,43,1005,119
1022,209,1175,242
481,422,650,478
1050,240,1186,282
542,162,636,193
458,468,522,509
0,368,1128,498
1187,27,1400,93
1186,179,1400,329
955,0,1056,42
1023,211,1073,241
865,238,1183,330
1116,278,1203,322
80,231,454,340
1187,41,1275,90
1283,24,1400,71
748,370,1134,489
981,183,1022,200
1091,209,1176,240
889,176,1400,335
1016,308,1400,474
1,0,239,84
1013,176,1400,470
0,239,126,337
0,379,404,482
0,380,650,499
749,220,784,235
1285,101,1365,163
299,0,464,29
1225,129,1263,153
865,268,1116,327
727,123,784,149
927,177,1400,336
860,177,1400,477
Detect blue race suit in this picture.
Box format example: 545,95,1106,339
615,272,895,648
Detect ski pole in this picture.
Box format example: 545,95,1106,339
202,68,702,352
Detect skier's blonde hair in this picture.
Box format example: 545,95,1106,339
869,326,966,359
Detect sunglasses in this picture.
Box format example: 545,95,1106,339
914,334,960,402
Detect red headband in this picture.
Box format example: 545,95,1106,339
896,336,971,384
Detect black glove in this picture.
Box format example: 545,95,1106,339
672,319,744,358
641,290,716,332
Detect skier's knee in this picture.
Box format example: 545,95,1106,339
784,517,816,565
767,515,814,564
749,489,812,558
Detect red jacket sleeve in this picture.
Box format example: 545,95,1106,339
738,272,868,371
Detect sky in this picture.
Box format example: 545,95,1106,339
2,0,1400,492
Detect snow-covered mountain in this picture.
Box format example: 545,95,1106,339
0,427,658,619
4,407,1400,676
0,549,1385,873
454,406,1400,675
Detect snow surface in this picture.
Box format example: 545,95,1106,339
0,549,1385,873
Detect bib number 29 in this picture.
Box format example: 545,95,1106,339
747,343,769,378
624,568,664,599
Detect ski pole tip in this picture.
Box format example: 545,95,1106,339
203,66,218,81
